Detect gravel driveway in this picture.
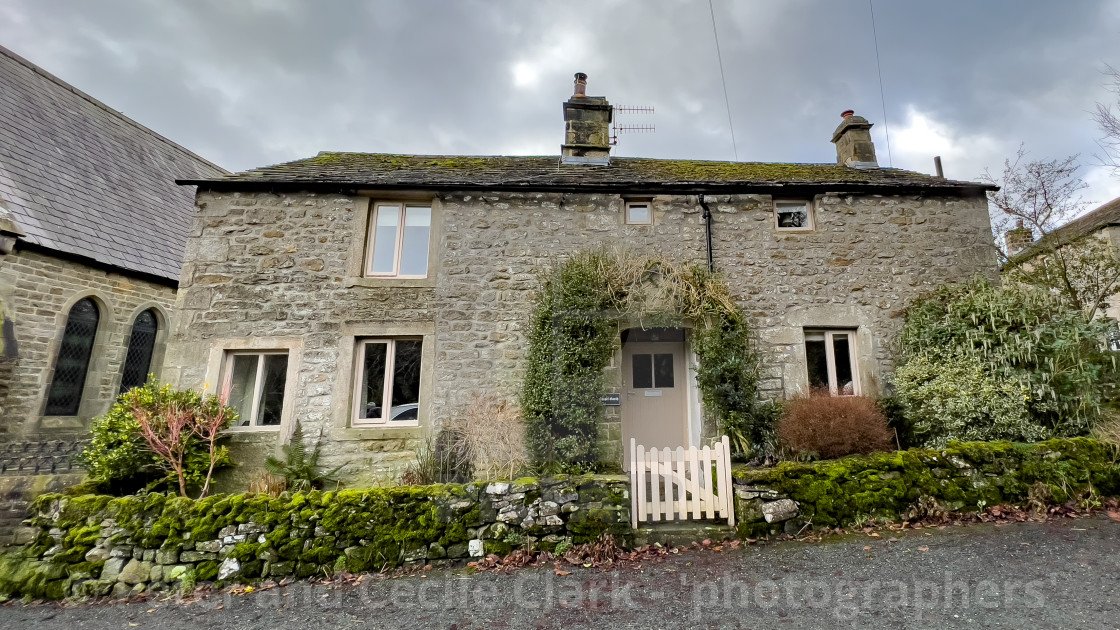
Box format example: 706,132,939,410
2,515,1117,629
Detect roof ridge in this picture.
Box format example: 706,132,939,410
0,43,228,175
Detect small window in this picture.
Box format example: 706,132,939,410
222,352,288,427
44,297,100,416
119,309,159,394
775,200,813,231
366,203,432,277
804,329,859,396
630,352,675,389
1108,323,1120,352
353,338,423,426
625,201,652,225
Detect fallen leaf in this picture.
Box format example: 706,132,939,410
863,546,871,551
869,533,880,538
1107,511,1120,522
918,547,929,552
554,569,571,576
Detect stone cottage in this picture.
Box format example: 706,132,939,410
0,44,225,537
1007,196,1120,349
165,74,997,487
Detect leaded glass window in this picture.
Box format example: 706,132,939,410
119,309,158,394
44,298,100,416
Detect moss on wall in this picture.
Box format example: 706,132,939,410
1,475,631,601
732,438,1120,537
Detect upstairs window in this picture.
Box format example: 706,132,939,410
805,329,859,396
1109,323,1120,352
119,309,158,394
223,352,288,427
353,338,422,426
45,298,100,416
366,203,431,277
775,200,813,231
625,201,653,225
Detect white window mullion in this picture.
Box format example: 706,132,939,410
248,354,266,426
393,206,407,276
824,331,839,396
381,340,396,422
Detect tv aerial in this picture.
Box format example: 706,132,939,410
611,105,655,146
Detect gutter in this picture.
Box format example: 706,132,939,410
176,179,995,198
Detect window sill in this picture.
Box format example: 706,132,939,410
336,426,423,441
226,426,283,433
37,416,87,431
344,277,436,289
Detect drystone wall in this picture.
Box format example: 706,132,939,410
732,438,1120,538
0,475,630,601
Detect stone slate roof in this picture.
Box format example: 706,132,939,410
1044,196,1120,244
181,152,994,195
1011,196,1120,262
0,45,227,283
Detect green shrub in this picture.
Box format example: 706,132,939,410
895,277,1116,445
265,421,344,491
78,380,234,495
894,353,1043,447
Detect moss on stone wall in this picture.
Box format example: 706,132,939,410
732,438,1120,537
0,475,631,601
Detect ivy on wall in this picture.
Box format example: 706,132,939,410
521,250,769,469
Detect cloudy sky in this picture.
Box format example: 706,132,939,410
3,0,1120,206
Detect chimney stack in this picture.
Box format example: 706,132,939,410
1004,220,1035,255
831,110,878,168
561,72,613,165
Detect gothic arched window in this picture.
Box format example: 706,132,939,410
119,309,158,394
44,298,100,416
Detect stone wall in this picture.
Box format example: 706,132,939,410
0,248,177,439
0,475,631,601
163,188,996,487
0,469,85,547
731,438,1120,538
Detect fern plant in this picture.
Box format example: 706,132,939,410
265,421,344,491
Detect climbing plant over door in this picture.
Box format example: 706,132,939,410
521,249,769,471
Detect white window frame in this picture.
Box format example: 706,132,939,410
351,338,422,427
220,351,289,428
805,329,860,396
1108,322,1120,352
624,200,653,225
774,199,814,232
365,202,432,278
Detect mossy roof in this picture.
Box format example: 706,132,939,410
179,152,995,195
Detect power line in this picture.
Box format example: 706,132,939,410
868,0,893,167
708,0,738,161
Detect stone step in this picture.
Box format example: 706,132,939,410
633,521,737,547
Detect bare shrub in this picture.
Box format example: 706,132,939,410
453,394,530,481
777,395,895,460
1091,408,1120,453
247,472,287,497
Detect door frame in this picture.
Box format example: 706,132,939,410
618,326,703,459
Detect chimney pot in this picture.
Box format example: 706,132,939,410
573,72,588,97
841,109,855,119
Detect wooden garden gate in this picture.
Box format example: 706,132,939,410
629,436,735,527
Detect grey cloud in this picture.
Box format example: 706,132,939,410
1,0,1118,202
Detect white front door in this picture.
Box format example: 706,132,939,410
621,335,689,466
